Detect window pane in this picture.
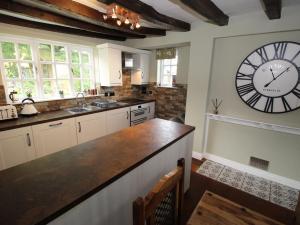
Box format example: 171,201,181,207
43,80,57,97
171,57,178,65
82,66,91,78
71,65,80,78
82,80,91,90
163,59,171,65
55,64,69,79
171,66,177,75
20,62,35,79
41,64,54,78
71,50,79,64
6,81,22,100
1,42,16,59
18,43,32,60
162,75,171,86
81,52,90,64
57,80,71,96
23,81,37,97
54,46,66,62
39,44,52,61
73,80,82,92
4,62,19,79
163,65,171,75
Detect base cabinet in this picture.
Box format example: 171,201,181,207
106,107,130,135
32,118,77,158
0,127,36,170
76,112,107,144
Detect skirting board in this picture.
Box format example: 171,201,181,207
192,151,300,190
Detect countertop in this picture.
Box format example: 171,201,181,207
0,99,155,132
0,118,195,225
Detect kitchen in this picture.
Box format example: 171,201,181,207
0,0,300,225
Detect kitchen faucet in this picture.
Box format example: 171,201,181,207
76,92,87,108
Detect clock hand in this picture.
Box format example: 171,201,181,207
264,66,291,88
270,68,276,79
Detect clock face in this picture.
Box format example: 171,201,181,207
236,41,300,113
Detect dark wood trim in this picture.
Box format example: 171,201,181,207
180,0,229,26
0,1,143,39
98,0,191,31
261,0,282,20
0,13,126,41
16,0,166,37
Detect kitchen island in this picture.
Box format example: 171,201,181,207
0,118,194,225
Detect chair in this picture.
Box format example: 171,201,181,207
133,158,185,225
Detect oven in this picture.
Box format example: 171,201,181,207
130,104,149,126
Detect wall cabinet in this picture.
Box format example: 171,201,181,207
76,112,107,144
0,127,36,170
106,107,130,135
131,53,150,85
98,46,122,86
32,118,77,158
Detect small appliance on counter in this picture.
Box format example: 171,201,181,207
0,105,18,121
20,98,39,116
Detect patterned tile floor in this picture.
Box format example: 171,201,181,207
196,160,299,211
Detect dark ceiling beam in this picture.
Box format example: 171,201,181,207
0,1,143,39
15,0,166,37
261,0,281,19
179,0,229,26
0,13,126,41
98,0,191,31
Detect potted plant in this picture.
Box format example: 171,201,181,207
59,90,64,98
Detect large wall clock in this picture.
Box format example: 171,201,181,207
235,41,300,113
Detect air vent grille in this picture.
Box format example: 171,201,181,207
249,156,269,171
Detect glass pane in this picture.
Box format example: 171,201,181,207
83,80,92,90
171,66,177,75
6,81,22,100
18,43,32,60
163,65,171,75
71,65,80,78
20,62,35,79
71,50,79,64
81,52,90,64
1,42,16,59
4,62,19,79
54,45,66,62
57,80,71,96
171,57,178,65
162,76,171,86
163,59,171,65
43,80,57,97
55,64,69,79
39,44,52,61
41,64,54,78
82,66,91,78
23,81,37,97
73,80,82,92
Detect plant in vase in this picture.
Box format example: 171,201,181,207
59,90,64,98
211,98,222,114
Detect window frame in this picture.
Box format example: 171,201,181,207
0,34,95,103
157,49,178,88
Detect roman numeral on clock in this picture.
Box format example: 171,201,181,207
243,59,259,70
236,72,254,81
256,47,269,64
273,42,287,59
281,97,292,111
264,97,274,113
237,83,255,96
246,92,261,107
292,87,300,98
291,50,300,62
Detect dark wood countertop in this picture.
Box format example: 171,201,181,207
0,118,195,225
0,99,155,132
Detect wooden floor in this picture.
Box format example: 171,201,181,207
181,158,297,225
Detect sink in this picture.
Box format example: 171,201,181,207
66,107,93,114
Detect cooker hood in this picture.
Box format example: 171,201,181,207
122,52,140,69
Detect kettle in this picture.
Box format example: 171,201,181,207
20,98,39,116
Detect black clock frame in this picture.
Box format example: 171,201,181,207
235,41,300,114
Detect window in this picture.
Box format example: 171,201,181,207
157,50,178,87
0,36,94,102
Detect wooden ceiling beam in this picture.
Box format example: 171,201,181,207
0,1,143,39
98,0,191,31
261,0,281,19
14,0,166,37
0,13,126,41
179,0,229,26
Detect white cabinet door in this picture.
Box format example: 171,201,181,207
106,107,130,135
131,53,150,85
148,102,155,119
32,118,77,158
0,127,36,170
99,47,122,86
76,112,107,144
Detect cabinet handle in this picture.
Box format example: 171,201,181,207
148,106,150,113
49,122,63,127
127,111,129,120
26,133,31,147
118,71,121,79
141,72,144,79
78,122,82,133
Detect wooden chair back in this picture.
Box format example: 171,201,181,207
133,158,185,225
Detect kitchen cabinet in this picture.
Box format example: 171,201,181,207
148,102,155,119
98,46,122,86
131,53,150,85
76,112,107,144
32,118,77,158
106,107,130,134
0,127,36,170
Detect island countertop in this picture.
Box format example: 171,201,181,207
0,118,195,225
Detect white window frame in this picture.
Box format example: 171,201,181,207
0,34,95,103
